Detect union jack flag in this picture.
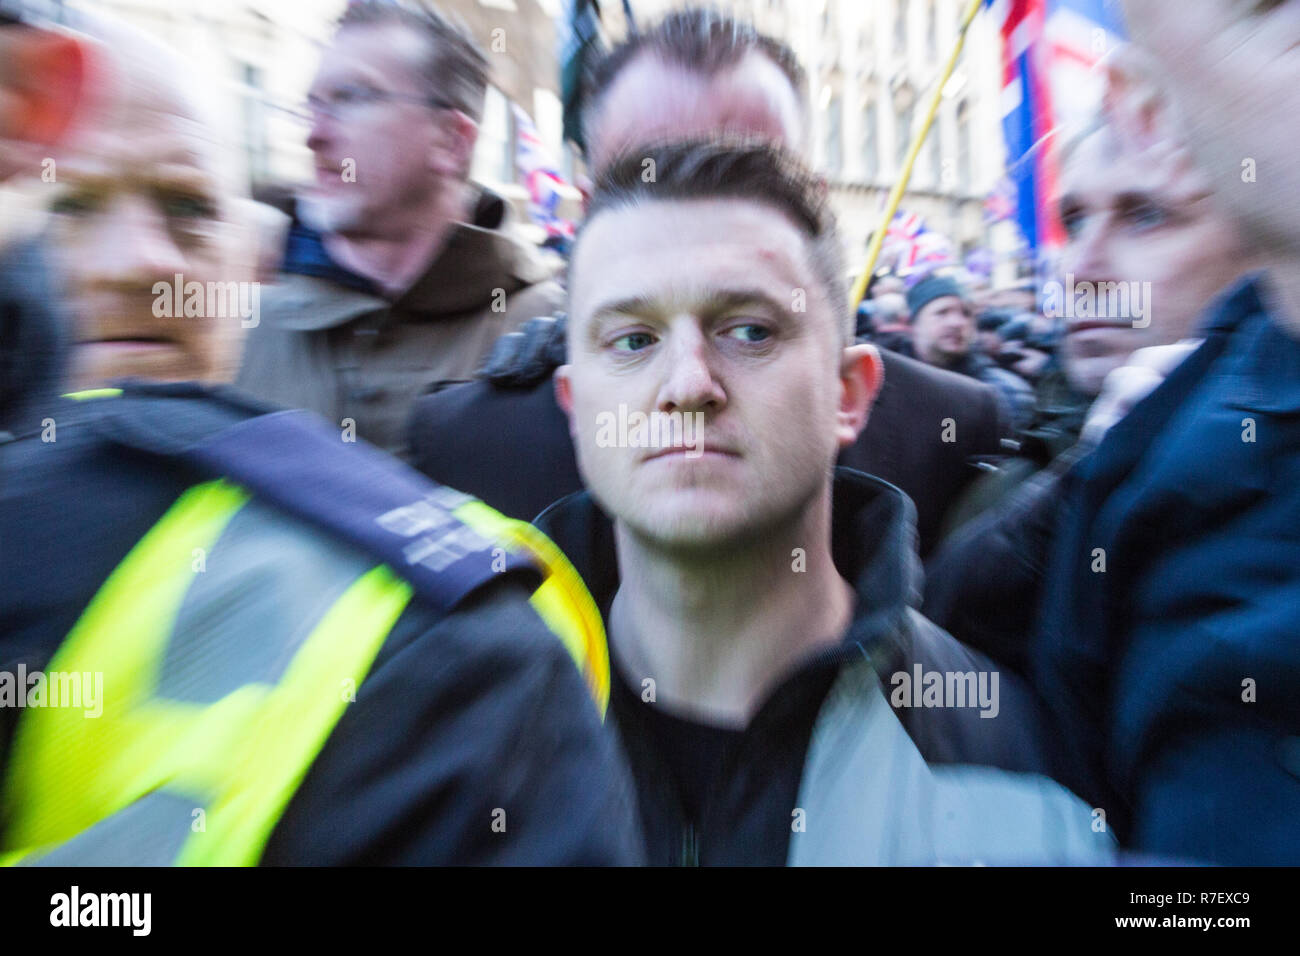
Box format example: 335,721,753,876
986,0,1125,252
513,104,575,242
887,210,926,241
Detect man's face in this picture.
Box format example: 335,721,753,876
47,84,249,388
1121,0,1300,255
586,50,804,174
301,23,451,234
558,198,870,552
1057,127,1246,395
912,295,973,366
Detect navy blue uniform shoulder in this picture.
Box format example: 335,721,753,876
13,382,544,611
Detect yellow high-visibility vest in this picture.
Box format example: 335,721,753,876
2,468,607,866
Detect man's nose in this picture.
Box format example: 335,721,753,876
306,111,333,155
655,323,726,413
84,194,187,288
1068,218,1111,281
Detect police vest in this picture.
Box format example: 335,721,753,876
1,387,608,866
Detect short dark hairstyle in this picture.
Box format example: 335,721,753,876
582,7,807,152
337,0,489,122
579,139,851,344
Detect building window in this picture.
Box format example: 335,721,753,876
472,84,514,185
926,122,940,188
825,94,843,177
895,0,909,56
862,101,879,181
957,99,973,192
896,100,915,171
927,1,938,58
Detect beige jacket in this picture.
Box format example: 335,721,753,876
236,189,563,457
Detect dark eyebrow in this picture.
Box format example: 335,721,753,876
1111,190,1159,209
1058,192,1083,212
589,287,787,323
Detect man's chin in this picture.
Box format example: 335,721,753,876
297,193,367,234
70,344,200,389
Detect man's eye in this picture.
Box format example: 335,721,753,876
163,195,217,220
1123,202,1170,231
1060,206,1086,240
723,324,772,344
612,332,656,352
335,84,378,105
51,192,99,217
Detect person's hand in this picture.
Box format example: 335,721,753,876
1081,339,1203,445
479,314,568,389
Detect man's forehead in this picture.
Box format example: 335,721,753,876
320,21,428,87
590,49,803,168
59,122,223,190
1061,127,1208,208
573,198,815,311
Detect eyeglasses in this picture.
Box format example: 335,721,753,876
297,83,455,122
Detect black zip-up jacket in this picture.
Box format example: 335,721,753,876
534,469,1112,866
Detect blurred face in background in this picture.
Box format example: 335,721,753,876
46,47,251,389
301,22,468,236
1122,0,1300,259
1057,123,1246,396
912,295,974,366
558,197,874,554
870,275,905,300
585,49,804,174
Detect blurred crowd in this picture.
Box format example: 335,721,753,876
1,0,1297,867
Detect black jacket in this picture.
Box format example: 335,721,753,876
533,468,1110,865
0,383,642,865
409,347,1007,556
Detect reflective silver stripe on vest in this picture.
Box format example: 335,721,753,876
22,790,196,867
22,498,390,865
158,496,377,703
788,657,1116,865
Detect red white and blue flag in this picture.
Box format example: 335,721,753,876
882,210,956,274
513,104,575,242
985,0,1125,253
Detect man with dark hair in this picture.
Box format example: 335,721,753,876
236,0,562,457
408,5,1007,557
543,138,1109,865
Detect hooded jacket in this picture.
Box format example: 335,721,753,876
534,468,1113,865
236,189,563,457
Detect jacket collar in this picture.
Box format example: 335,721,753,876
1200,270,1270,335
273,186,553,332
534,467,923,667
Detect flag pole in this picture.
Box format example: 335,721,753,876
849,0,985,310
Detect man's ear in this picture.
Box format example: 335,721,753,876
836,342,883,448
429,108,479,179
553,364,580,440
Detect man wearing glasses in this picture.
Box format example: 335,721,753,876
237,0,563,458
